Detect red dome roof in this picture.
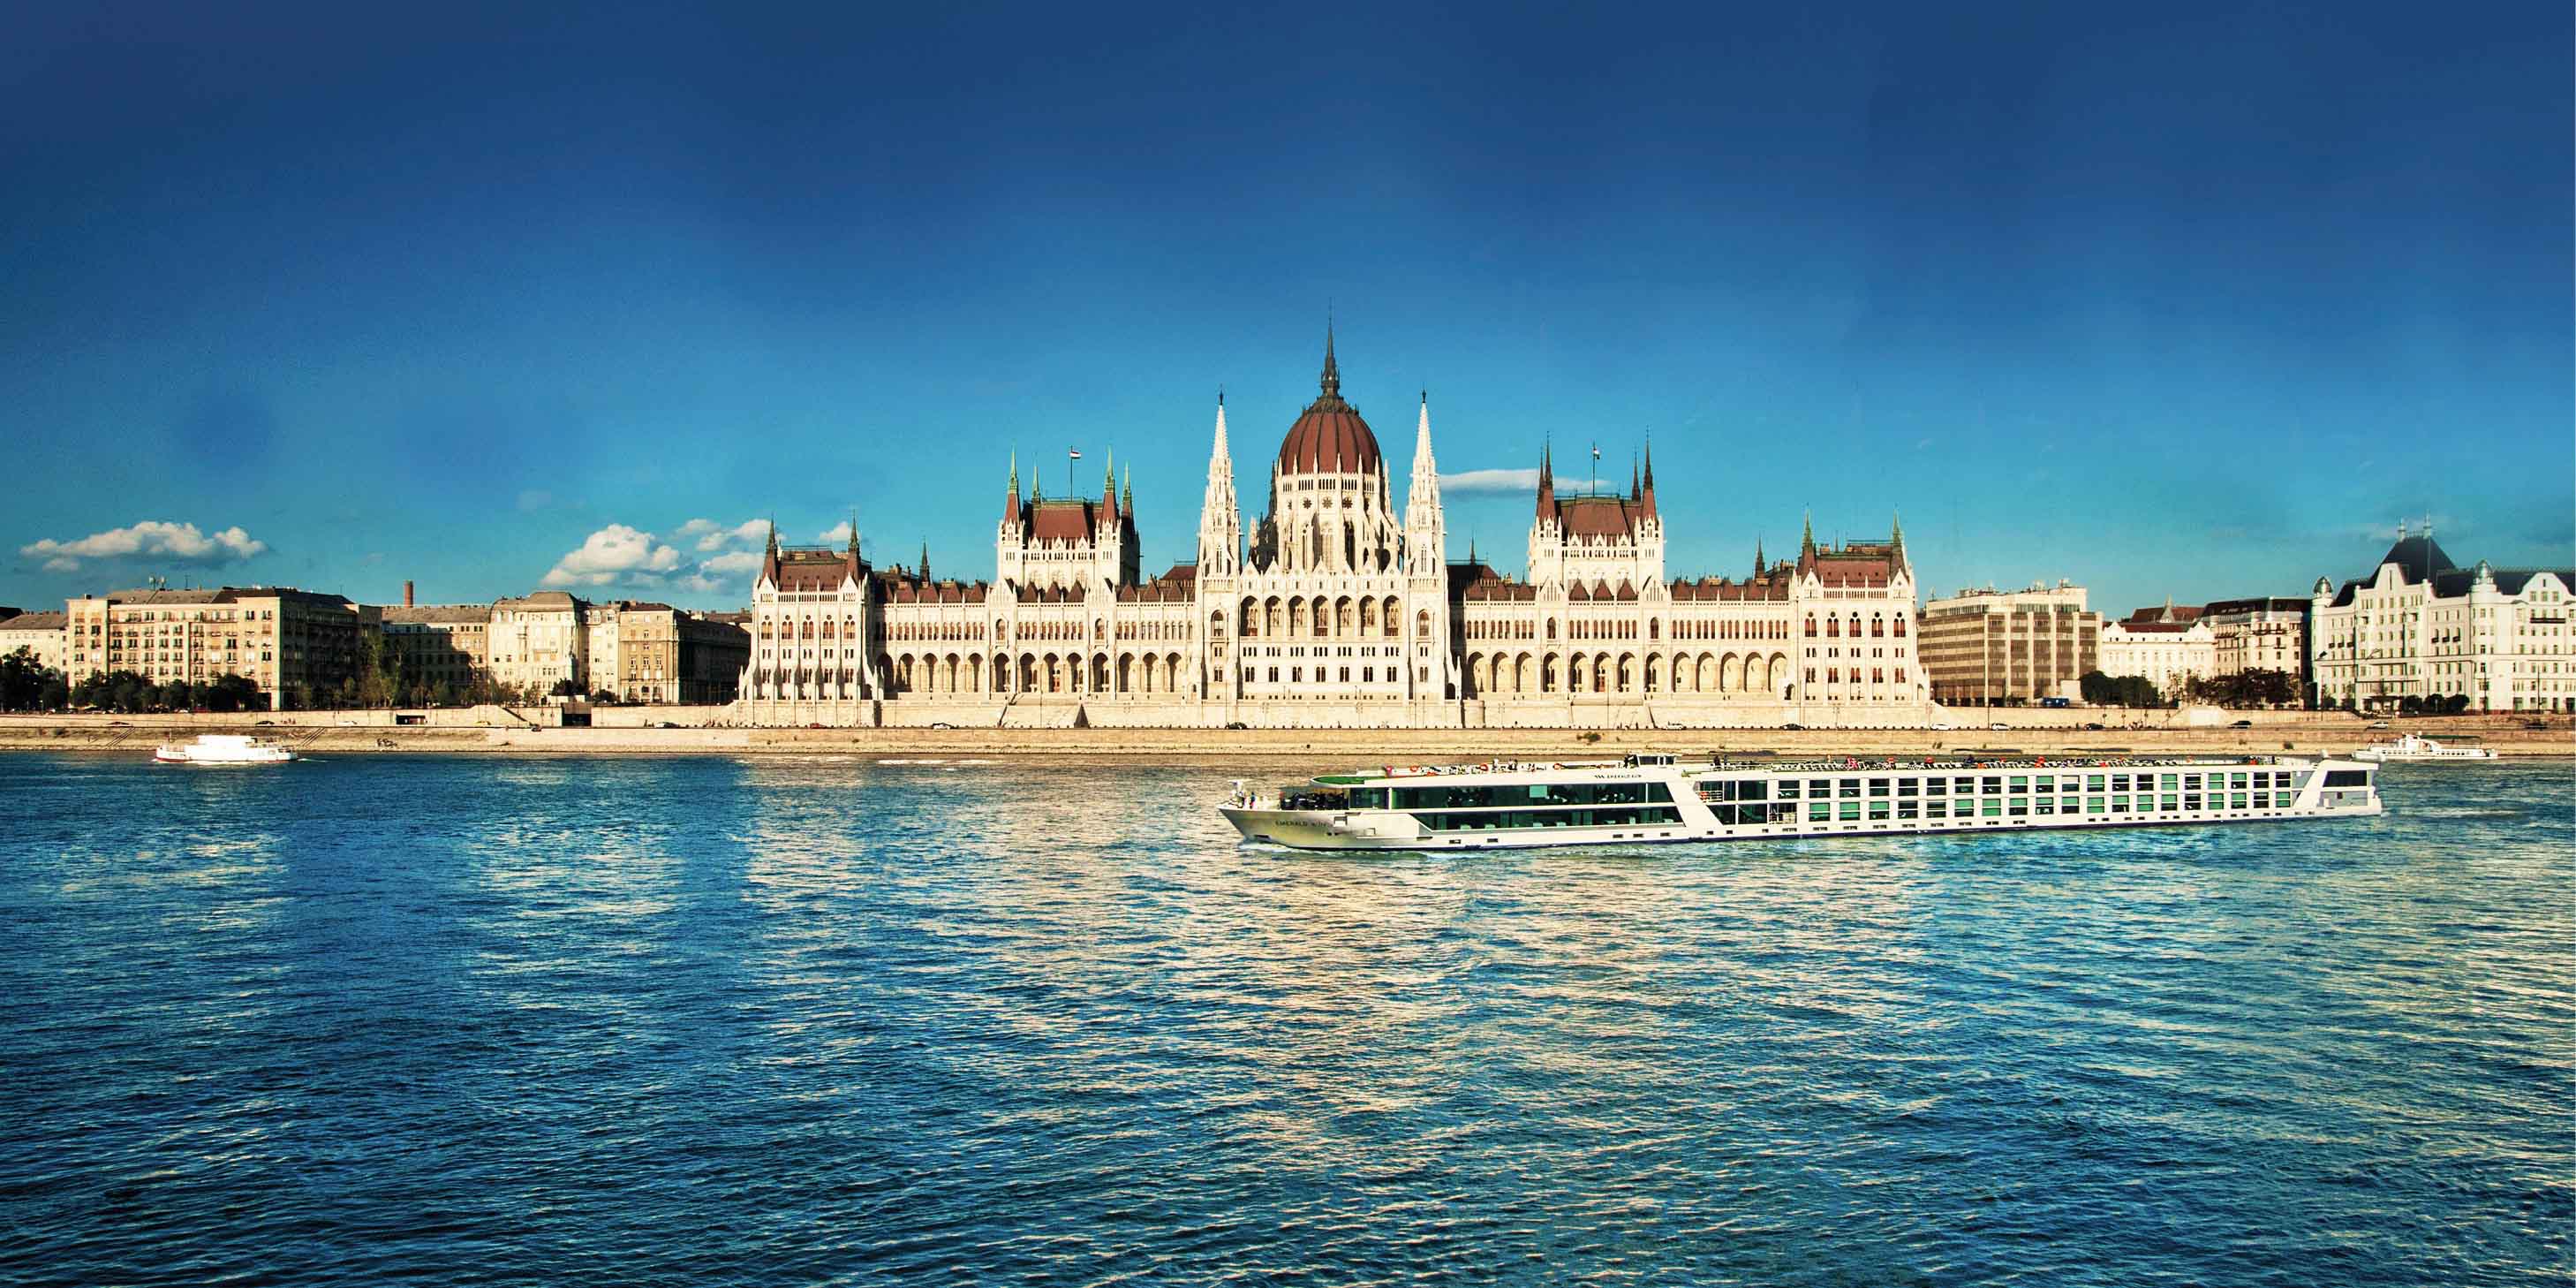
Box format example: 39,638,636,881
1274,330,1381,474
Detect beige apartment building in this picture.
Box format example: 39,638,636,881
487,591,591,697
2200,597,2309,680
1918,582,2100,706
64,587,381,709
615,603,750,704
0,610,69,674
380,605,493,694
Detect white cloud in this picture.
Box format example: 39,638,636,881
699,549,762,574
1439,468,1566,496
676,571,733,594
819,521,857,544
20,520,268,572
675,518,767,552
540,524,684,587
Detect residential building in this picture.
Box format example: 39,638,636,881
2200,597,2309,681
487,591,591,697
63,587,380,709
0,610,68,674
380,605,493,695
1916,581,2099,706
2099,601,2217,696
737,331,1931,726
614,602,750,704
2310,526,2575,712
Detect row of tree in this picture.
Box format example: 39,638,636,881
2077,668,2311,710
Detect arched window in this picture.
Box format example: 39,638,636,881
1804,617,1817,637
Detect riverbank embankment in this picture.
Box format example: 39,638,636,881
2,712,2565,760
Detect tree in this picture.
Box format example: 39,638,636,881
2080,670,2163,708
549,678,581,698
0,648,66,711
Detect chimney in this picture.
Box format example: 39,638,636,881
403,580,415,608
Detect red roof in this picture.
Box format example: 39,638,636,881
1551,496,1642,538
769,549,861,593
1024,500,1099,544
1277,401,1379,474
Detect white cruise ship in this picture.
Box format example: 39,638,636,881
1221,753,2383,851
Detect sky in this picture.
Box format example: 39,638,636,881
3,1,2569,617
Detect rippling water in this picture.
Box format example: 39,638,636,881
3,753,2568,1285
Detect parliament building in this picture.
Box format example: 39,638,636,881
737,337,1930,727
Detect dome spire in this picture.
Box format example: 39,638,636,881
1319,316,1341,399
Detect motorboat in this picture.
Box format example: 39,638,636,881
154,733,297,765
2353,731,2497,761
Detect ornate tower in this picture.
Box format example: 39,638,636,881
1403,392,1457,701
1197,395,1242,578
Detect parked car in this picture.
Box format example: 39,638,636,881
2367,720,2391,729
1224,721,1250,730
2523,719,2549,730
1782,723,1805,731
1929,722,1953,731
1988,722,2008,731
2229,719,2254,729
2082,722,2106,731
929,722,955,730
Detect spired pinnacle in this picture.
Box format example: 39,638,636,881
1319,318,1340,398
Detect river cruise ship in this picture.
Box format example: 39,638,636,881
1221,753,2383,851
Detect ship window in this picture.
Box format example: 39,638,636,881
1898,800,1919,820
1348,788,1387,809
1926,778,1946,797
2035,797,2055,815
1868,800,1890,820
2230,793,2247,809
1869,778,1889,796
1809,802,1830,822
1954,777,1976,793
2088,775,2106,791
1925,799,1947,820
2324,769,2370,787
2086,798,2105,814
2007,799,2028,816
1982,799,2002,816
2161,795,2179,810
1839,779,1861,799
1839,802,1861,821
1897,779,1918,797
1778,780,1801,799
2008,777,2028,793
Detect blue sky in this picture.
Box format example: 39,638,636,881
3,1,2567,616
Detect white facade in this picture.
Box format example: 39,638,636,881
730,335,1932,727
487,591,591,695
2098,604,2217,696
0,610,67,675
2310,527,2576,713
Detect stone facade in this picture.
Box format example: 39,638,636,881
487,591,590,696
2098,602,2217,696
380,605,492,693
735,337,1932,727
0,610,68,675
2310,527,2575,713
63,587,379,709
615,602,749,704
2199,597,2308,681
1917,582,2099,705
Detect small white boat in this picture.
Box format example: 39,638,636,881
154,733,297,765
2353,731,2496,762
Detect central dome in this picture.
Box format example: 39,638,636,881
1275,331,1381,475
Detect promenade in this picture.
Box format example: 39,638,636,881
2,711,2565,760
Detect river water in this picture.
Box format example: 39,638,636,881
2,753,2568,1285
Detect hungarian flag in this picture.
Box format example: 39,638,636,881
1069,448,1082,460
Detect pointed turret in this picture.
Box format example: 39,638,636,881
1121,464,1134,524
1801,510,1816,557
1004,451,1021,521
760,518,781,583
846,510,860,560
1320,319,1340,399
1197,392,1243,578
1403,390,1446,577
1753,536,1765,580
1641,439,1658,519
1890,508,1904,554
919,539,930,581
1536,441,1556,518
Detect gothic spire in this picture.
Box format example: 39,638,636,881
1122,464,1133,516
1890,508,1904,554
919,539,930,580
1319,317,1340,399
1753,535,1765,579
1801,509,1815,558
1537,440,1555,517
1005,450,1021,521
846,509,860,559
